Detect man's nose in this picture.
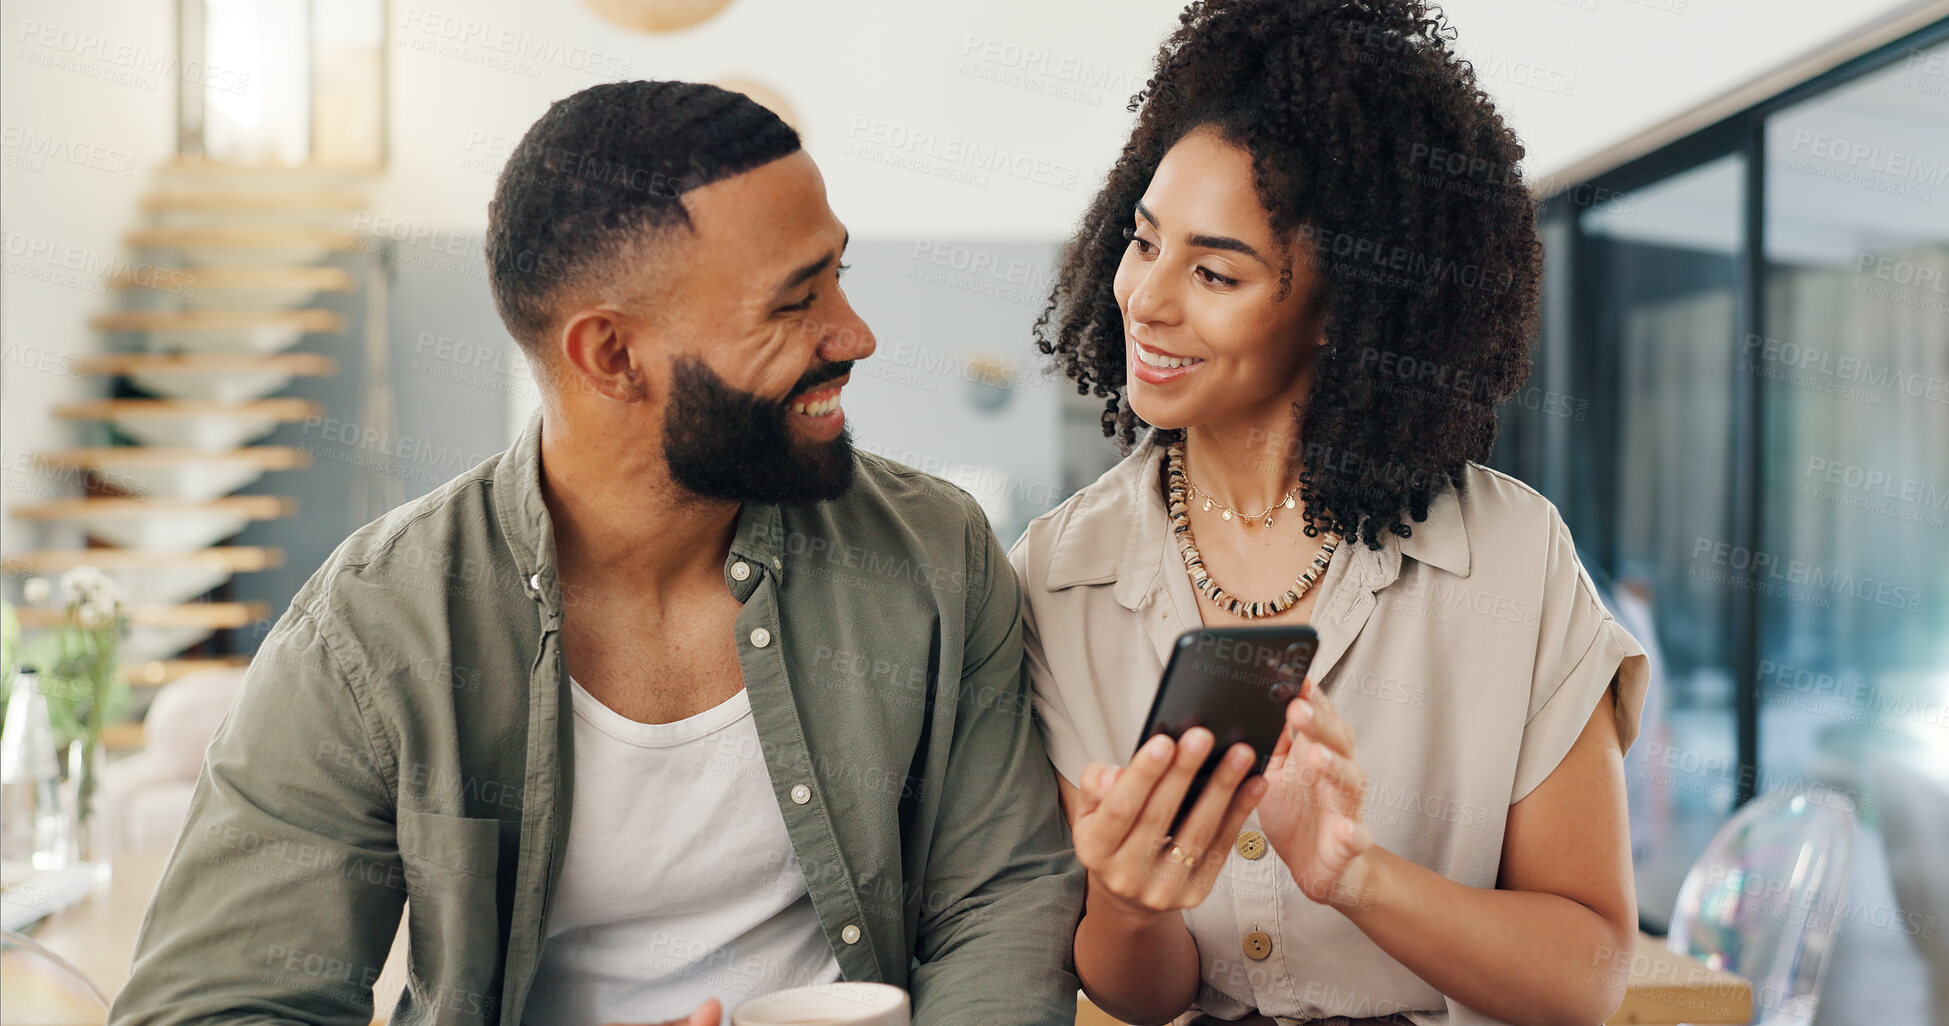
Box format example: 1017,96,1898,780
818,293,877,364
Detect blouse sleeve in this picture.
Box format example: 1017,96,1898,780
1007,532,1093,788
1510,506,1651,804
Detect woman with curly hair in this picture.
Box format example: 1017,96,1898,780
1009,2,1649,1024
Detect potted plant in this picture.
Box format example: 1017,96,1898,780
6,569,131,873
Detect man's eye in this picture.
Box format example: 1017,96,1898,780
778,294,816,314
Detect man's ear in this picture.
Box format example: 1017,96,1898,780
559,306,657,403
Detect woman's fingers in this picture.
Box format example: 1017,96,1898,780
1286,686,1356,760
1302,740,1367,820
1079,734,1177,856
1164,741,1257,870
1130,728,1213,847
1189,768,1268,889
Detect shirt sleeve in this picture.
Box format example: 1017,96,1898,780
1510,507,1651,804
905,496,1086,1026
109,607,406,1026
1007,532,1092,787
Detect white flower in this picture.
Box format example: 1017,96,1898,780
22,577,53,606
58,566,124,620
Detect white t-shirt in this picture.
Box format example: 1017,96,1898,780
523,680,842,1025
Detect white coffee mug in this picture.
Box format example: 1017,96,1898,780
730,981,910,1026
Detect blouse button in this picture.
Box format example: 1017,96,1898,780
1243,930,1273,960
1236,831,1268,860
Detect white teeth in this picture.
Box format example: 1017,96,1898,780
789,393,841,416
1136,345,1200,370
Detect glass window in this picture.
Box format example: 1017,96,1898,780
1756,45,1948,1025
1579,153,1747,926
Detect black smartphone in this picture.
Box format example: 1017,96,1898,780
1135,625,1319,834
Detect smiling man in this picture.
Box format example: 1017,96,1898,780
110,81,1081,1026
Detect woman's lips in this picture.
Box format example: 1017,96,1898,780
1131,339,1204,385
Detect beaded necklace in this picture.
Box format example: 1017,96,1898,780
1166,441,1339,619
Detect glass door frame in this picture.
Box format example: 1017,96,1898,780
1521,16,1949,807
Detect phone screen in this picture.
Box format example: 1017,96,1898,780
1135,625,1319,833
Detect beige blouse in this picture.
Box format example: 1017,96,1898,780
1010,439,1648,1026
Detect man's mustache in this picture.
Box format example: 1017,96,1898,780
785,361,855,401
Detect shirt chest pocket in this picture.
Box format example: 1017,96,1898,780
395,808,510,1025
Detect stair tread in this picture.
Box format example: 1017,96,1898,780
54,397,320,418
92,309,343,331
107,266,354,289
35,446,311,469
4,547,283,570
76,352,338,375
11,495,295,517
16,601,268,629
122,655,252,685
125,227,359,247
144,191,367,210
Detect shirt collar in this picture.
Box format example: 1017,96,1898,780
1043,434,1473,607
492,410,790,613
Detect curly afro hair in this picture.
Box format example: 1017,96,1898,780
1035,0,1541,550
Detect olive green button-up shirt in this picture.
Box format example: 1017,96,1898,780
109,413,1083,1026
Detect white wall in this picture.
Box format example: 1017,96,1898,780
375,0,1930,239
2,0,1931,546
0,0,177,543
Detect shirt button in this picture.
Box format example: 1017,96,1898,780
749,627,772,648
1243,930,1273,960
731,561,751,582
1236,831,1268,860
790,783,811,805
528,573,542,593
841,924,861,944
771,557,783,570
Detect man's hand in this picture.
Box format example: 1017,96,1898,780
607,997,721,1026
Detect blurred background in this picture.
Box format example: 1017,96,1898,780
0,2,1943,1024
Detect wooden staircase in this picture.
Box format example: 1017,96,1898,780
6,160,374,674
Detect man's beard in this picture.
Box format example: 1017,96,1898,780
662,355,856,504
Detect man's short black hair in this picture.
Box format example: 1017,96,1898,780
485,80,801,353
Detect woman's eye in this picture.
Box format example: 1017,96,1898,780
1197,266,1239,287
1121,227,1155,255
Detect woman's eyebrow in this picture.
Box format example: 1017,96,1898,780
1135,201,1268,267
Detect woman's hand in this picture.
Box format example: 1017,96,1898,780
1072,727,1267,923
1258,678,1375,907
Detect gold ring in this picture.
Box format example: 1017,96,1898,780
1168,845,1199,868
